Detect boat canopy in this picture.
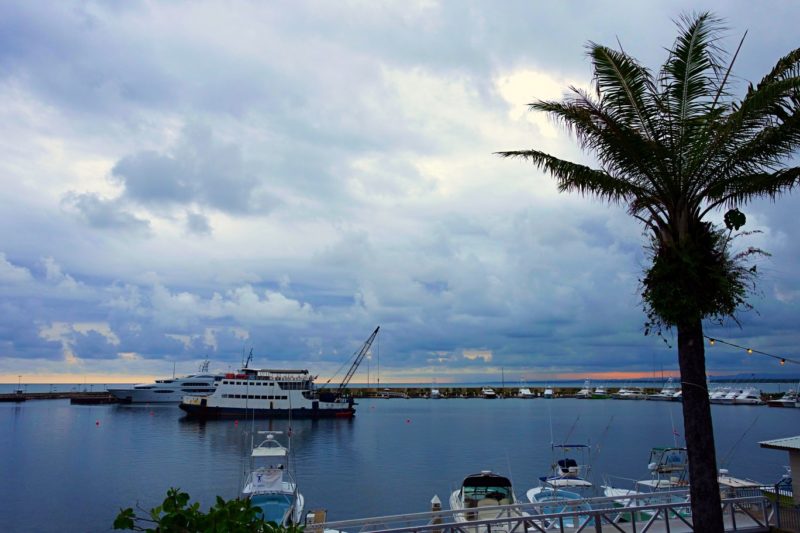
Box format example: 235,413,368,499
462,473,512,488
253,446,287,458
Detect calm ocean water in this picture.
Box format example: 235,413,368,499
1,397,797,532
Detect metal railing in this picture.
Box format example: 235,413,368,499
309,490,776,533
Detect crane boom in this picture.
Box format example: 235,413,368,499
338,326,380,394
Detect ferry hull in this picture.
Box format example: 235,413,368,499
179,402,355,419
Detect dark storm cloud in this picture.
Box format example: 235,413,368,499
62,192,151,234
111,125,263,213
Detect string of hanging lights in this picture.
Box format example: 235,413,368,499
704,335,799,366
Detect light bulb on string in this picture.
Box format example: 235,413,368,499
709,338,716,346
747,348,753,355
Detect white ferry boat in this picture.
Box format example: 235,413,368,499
180,367,355,419
108,361,222,403
181,327,379,419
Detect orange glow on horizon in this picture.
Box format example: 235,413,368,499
554,370,682,380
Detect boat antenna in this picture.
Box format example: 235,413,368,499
590,415,615,464
562,415,581,445
668,404,680,447
546,394,555,447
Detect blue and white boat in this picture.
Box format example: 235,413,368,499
241,431,305,526
527,444,595,528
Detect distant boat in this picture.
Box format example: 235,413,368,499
430,388,443,399
767,388,799,408
575,380,592,398
449,471,526,533
612,387,646,400
647,378,679,401
481,387,498,399
592,385,609,399
108,360,221,403
734,387,763,405
543,386,554,399
241,431,305,527
517,387,535,399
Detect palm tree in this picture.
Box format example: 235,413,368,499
499,12,800,532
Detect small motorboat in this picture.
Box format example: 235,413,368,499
449,471,526,533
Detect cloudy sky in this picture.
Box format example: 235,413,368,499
1,0,799,384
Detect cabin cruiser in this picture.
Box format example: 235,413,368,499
592,385,609,399
481,387,498,399
543,386,554,399
527,445,594,528
734,387,763,405
108,361,222,403
613,387,646,400
767,389,799,408
242,431,305,527
449,471,526,533
429,388,443,399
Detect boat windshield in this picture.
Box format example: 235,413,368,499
463,484,512,503
250,493,293,524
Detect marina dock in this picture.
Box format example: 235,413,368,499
0,391,120,404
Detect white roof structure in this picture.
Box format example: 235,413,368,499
759,436,800,451
252,446,287,457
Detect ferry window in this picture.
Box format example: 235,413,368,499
155,390,174,394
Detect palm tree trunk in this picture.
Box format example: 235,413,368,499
677,319,724,532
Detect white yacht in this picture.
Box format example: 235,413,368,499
543,386,554,399
107,361,221,403
242,431,305,527
718,388,743,405
734,387,763,405
592,385,609,399
430,388,443,399
449,471,526,533
517,387,535,398
481,387,498,399
613,387,646,400
647,378,678,401
767,389,799,408
575,380,592,398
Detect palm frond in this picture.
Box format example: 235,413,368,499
495,150,652,208
587,44,659,141
702,167,800,212
530,94,673,203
